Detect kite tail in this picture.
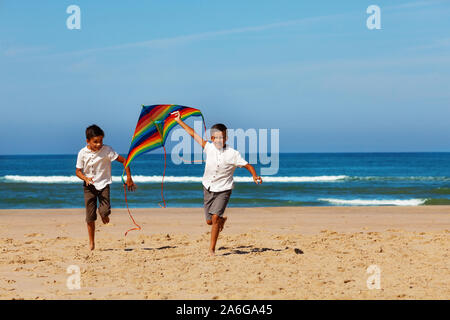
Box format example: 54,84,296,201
123,184,142,236
158,145,167,208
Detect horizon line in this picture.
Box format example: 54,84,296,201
1,151,450,157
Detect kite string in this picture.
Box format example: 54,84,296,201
123,183,141,236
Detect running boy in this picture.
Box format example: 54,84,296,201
76,124,136,250
173,112,262,256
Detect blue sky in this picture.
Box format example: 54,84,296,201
1,0,449,154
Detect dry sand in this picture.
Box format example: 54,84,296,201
0,206,449,300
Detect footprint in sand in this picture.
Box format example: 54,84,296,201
25,233,43,238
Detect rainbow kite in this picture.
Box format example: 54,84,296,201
122,104,206,235
123,104,205,171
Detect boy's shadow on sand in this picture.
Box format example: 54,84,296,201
218,245,287,256
100,246,178,252
100,245,304,255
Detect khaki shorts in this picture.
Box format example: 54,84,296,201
83,184,111,223
203,186,232,221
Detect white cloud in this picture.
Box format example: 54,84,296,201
411,37,450,50
47,13,340,58
384,0,447,10
3,45,49,57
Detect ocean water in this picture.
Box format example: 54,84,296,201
1,153,450,209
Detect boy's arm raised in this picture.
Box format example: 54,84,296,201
172,111,207,148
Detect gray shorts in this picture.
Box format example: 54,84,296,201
83,183,111,223
203,186,232,221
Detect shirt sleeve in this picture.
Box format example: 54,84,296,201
76,150,84,169
106,146,119,161
234,151,248,167
203,141,212,153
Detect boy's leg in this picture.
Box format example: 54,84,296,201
98,185,111,224
215,189,231,232
218,216,227,232
209,214,221,255
203,186,214,225
87,221,95,250
204,188,232,255
84,184,98,250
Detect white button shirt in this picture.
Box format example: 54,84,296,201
202,142,248,192
76,145,119,191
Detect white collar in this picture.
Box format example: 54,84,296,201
85,145,103,153
213,144,228,152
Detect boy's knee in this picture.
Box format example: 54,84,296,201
98,207,111,218
85,208,97,223
211,214,220,224
206,219,212,225
86,217,96,224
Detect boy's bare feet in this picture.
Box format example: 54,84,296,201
89,242,95,250
209,250,215,256
219,216,227,232
101,215,110,224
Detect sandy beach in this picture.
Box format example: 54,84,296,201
0,206,449,300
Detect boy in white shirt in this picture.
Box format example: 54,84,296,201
173,112,262,256
76,125,136,250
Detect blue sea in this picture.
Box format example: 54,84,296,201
1,153,450,209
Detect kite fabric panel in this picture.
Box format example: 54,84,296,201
124,104,206,171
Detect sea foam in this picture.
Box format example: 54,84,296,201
319,198,426,206
2,175,348,184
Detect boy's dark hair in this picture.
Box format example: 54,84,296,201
86,125,104,140
211,123,227,135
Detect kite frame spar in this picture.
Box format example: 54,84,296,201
122,104,207,236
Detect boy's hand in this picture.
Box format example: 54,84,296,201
84,177,94,186
125,178,137,192
171,111,181,123
253,175,263,184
